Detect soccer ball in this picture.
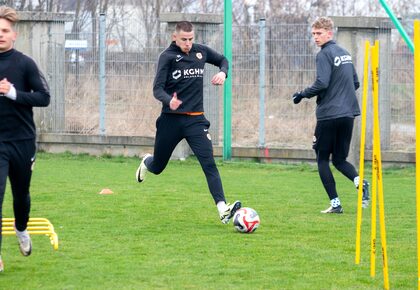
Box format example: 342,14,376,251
233,207,260,233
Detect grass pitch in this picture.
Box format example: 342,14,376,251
0,153,417,289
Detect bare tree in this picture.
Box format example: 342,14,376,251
0,0,417,18
0,0,15,7
18,0,27,10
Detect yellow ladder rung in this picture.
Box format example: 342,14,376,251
2,218,59,250
2,218,51,223
3,231,52,235
7,225,56,231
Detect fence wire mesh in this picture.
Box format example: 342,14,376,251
36,16,415,153
386,19,415,152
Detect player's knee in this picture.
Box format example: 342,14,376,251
202,162,217,173
332,157,345,168
316,158,329,172
199,158,217,173
316,153,329,165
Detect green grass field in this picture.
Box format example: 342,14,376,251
0,153,417,289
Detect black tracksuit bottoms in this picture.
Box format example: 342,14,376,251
0,139,36,251
313,117,358,200
145,113,225,204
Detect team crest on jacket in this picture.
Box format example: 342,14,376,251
334,55,352,66
196,52,202,59
172,70,181,79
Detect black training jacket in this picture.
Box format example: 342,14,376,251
0,49,50,141
153,42,228,113
301,40,360,121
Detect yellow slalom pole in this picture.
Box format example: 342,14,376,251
371,154,378,277
355,40,370,265
372,40,390,290
414,19,420,290
370,42,379,278
377,133,390,290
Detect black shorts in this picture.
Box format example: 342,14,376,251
312,117,354,158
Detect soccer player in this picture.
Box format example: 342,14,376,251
0,6,51,271
292,17,369,214
135,21,241,224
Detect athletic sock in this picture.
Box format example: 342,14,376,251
354,176,360,188
331,197,341,208
216,201,228,214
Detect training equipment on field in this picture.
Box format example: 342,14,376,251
2,218,59,250
355,40,389,290
99,188,113,194
233,207,260,233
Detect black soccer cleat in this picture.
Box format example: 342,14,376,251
361,180,370,208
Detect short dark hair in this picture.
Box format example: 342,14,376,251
175,21,193,33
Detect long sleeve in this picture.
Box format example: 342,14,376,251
15,57,50,107
301,51,331,98
153,52,172,106
205,46,229,77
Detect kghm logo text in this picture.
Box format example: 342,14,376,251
172,68,204,80
334,55,352,66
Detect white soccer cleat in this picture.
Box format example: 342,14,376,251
320,205,343,214
220,200,242,224
15,228,32,256
0,257,4,272
136,153,152,183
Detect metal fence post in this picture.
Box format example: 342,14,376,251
99,13,106,135
259,18,266,148
223,0,233,160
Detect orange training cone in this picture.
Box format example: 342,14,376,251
99,188,113,195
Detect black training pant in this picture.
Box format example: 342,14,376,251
0,139,36,252
313,117,358,200
145,113,225,204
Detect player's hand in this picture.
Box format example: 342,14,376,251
292,91,303,104
169,92,182,110
0,78,12,95
211,72,226,85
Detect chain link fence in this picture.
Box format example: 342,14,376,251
36,15,415,153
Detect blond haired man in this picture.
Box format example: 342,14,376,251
293,17,369,214
0,6,50,271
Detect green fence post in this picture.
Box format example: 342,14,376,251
223,0,232,160
379,0,414,53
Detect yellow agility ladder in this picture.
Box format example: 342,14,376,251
2,218,58,250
